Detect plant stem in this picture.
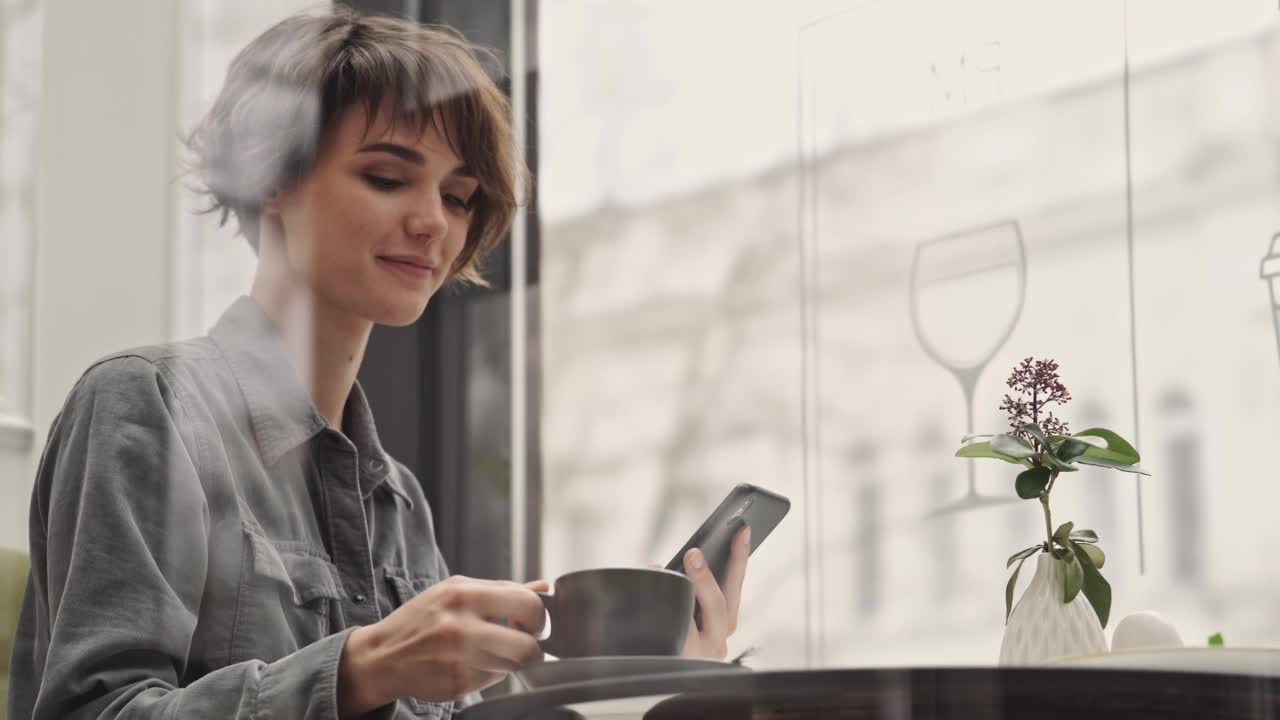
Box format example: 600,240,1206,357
1031,386,1040,449
1040,471,1058,550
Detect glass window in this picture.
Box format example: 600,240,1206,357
538,0,1280,669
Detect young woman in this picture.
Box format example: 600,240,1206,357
8,8,749,720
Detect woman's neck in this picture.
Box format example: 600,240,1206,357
249,264,371,435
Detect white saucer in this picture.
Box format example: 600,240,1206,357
514,656,747,691
1051,647,1280,677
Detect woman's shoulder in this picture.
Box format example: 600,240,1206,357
88,336,222,374
60,337,225,419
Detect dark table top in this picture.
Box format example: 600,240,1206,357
459,667,1280,720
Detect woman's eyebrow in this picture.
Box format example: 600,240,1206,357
357,142,475,179
358,142,424,165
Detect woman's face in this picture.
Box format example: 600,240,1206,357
262,103,479,327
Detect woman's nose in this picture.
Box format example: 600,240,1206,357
408,195,447,240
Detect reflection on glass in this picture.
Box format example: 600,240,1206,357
1262,232,1280,367
919,423,956,601
1162,389,1203,584
910,220,1027,515
847,440,881,620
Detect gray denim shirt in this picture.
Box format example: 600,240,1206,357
9,296,471,719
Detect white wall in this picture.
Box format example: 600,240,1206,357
0,1,179,551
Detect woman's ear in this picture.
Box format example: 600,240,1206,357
255,193,287,249
261,180,299,217
260,192,281,217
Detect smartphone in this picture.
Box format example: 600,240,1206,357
665,483,791,627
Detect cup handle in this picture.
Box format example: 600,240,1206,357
535,591,561,658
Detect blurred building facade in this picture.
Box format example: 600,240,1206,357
539,10,1280,667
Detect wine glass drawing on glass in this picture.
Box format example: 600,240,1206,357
909,219,1027,515
1262,231,1280,367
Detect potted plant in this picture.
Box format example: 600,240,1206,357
955,357,1149,664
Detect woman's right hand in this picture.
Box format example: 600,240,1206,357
337,575,547,716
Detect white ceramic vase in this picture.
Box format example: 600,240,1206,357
999,553,1107,665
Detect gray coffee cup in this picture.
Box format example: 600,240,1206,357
534,567,694,658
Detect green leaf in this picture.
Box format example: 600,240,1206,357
1022,423,1051,449
1074,451,1152,475
1053,521,1075,544
1006,554,1033,623
1046,434,1071,447
1015,466,1052,499
1209,633,1225,647
1077,444,1133,463
956,441,1031,466
1055,438,1092,463
1038,450,1078,473
1082,564,1112,628
1068,541,1113,627
1069,529,1100,544
992,434,1038,459
1062,554,1084,604
1007,545,1042,568
1073,428,1140,463
1080,543,1105,569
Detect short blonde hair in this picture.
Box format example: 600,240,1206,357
186,7,524,286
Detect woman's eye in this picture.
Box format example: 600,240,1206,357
444,193,474,212
363,174,404,191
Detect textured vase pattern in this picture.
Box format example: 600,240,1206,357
999,553,1107,665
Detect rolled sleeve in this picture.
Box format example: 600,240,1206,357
253,628,393,720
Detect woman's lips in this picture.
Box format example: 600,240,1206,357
377,256,434,282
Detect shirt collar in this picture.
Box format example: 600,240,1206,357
209,296,396,492
342,380,407,501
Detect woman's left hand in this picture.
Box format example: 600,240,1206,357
678,524,750,660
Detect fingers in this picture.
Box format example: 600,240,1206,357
381,576,550,703
523,578,550,593
452,615,545,673
435,577,546,636
681,615,700,657
683,548,729,657
721,524,751,634
469,669,509,694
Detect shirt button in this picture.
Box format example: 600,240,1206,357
352,593,368,605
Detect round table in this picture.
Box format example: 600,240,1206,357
459,667,1280,720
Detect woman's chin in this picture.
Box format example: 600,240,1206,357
371,296,432,327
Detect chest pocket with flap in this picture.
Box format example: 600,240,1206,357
231,527,345,662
